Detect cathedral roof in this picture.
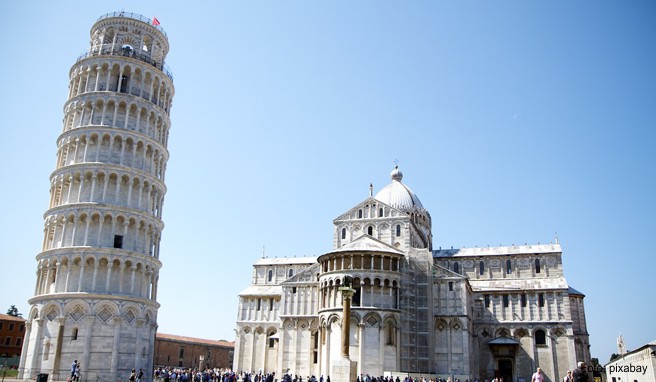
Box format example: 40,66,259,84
567,286,585,296
254,257,317,266
470,278,568,291
434,243,562,257
374,165,424,211
330,234,404,255
238,284,282,297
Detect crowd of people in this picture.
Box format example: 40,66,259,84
149,362,590,382
154,367,240,382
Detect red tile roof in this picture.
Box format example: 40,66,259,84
156,333,234,348
0,313,26,322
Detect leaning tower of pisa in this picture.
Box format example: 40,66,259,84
19,12,174,382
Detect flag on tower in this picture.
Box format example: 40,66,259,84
152,17,160,26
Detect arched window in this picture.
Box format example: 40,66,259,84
379,208,384,217
358,209,363,218
506,259,512,274
367,226,373,236
453,262,459,274
386,322,396,346
535,329,546,345
535,258,541,274
352,278,361,306
72,328,78,341
479,261,485,276
267,269,273,282
341,228,346,240
119,75,129,93
396,224,401,237
288,269,294,278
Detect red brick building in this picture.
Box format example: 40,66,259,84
0,313,27,366
154,333,234,370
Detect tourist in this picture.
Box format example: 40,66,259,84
531,368,544,382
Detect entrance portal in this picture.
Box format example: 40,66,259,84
498,359,513,382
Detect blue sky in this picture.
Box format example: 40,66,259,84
1,0,654,366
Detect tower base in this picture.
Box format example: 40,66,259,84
331,357,357,382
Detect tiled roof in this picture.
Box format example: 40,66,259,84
254,257,317,266
0,313,26,322
156,333,234,348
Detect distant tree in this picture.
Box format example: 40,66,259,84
6,305,22,317
609,353,619,362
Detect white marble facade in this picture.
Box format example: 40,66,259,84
234,167,591,382
19,12,174,382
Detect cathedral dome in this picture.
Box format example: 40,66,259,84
374,165,424,210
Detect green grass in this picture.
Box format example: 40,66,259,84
2,369,19,378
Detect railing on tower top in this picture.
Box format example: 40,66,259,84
76,47,174,81
96,11,168,38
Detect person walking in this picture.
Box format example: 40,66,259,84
531,368,545,382
563,370,572,382
572,362,589,382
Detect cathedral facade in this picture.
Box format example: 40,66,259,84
233,166,590,382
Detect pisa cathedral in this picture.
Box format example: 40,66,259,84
19,12,173,382
234,166,591,382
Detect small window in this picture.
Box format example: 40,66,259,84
453,262,459,274
448,282,453,291
269,338,275,348
521,294,527,307
72,328,78,340
292,286,297,294
119,75,129,93
358,209,363,218
506,259,512,274
535,259,541,274
288,269,294,278
396,224,401,237
379,208,383,217
20,324,25,331
113,235,123,249
535,329,546,345
484,294,490,308
538,293,545,307
4,337,11,345
386,323,395,346
8,323,14,331
267,269,273,282
179,347,184,358
367,226,373,236
503,295,509,308
341,228,346,240
0,323,3,329
479,261,485,275
15,337,22,346
269,299,273,311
